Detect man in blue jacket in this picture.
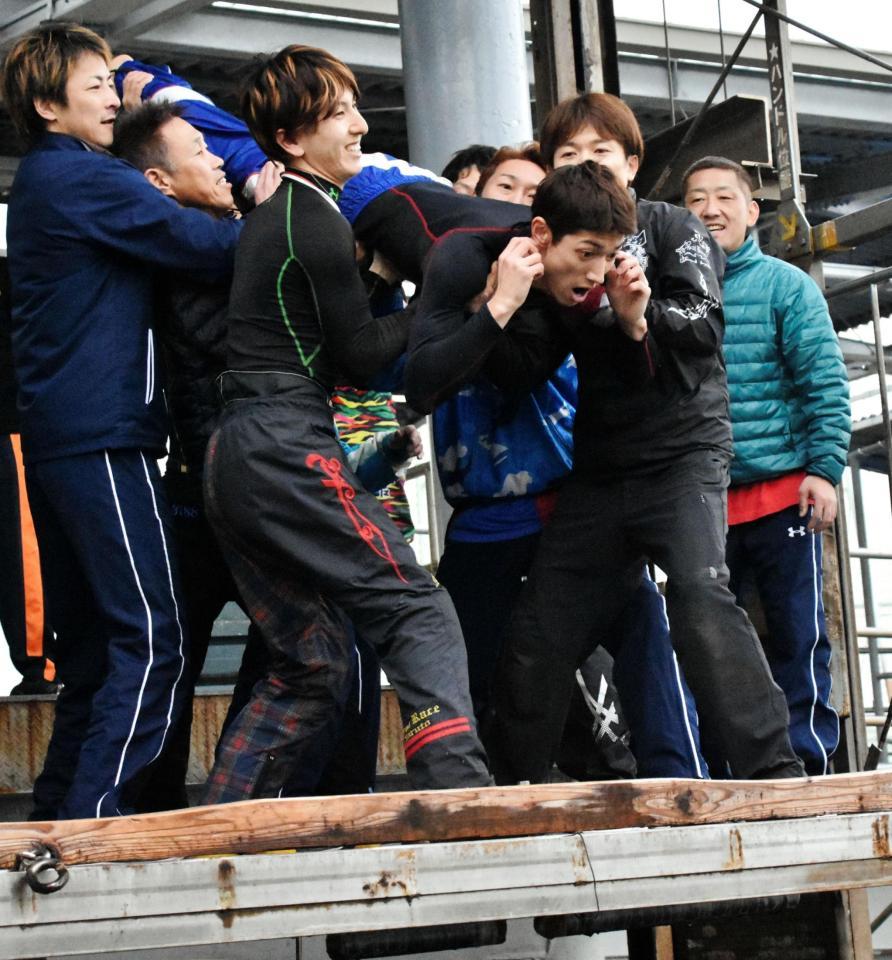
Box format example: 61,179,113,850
1,22,241,819
684,156,851,775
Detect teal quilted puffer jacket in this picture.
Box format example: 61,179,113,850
723,235,851,486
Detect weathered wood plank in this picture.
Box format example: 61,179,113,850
1,771,891,869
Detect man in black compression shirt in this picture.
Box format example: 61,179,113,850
201,44,492,802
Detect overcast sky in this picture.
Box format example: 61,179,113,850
615,0,892,55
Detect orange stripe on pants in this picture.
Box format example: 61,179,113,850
9,434,52,678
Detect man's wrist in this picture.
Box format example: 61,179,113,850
486,295,519,328
617,314,647,341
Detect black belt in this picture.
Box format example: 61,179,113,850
217,369,329,404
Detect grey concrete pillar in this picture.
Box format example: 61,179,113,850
397,0,532,174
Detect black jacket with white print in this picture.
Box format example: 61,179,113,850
487,196,730,481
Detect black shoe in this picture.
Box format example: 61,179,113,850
8,678,61,697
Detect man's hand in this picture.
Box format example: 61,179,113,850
368,250,401,287
466,260,498,315
385,425,423,463
486,237,544,328
253,160,283,205
799,474,837,532
120,70,153,111
606,250,650,341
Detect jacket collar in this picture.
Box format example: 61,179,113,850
34,132,109,155
725,233,761,276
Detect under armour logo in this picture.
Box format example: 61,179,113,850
788,525,807,537
576,670,619,743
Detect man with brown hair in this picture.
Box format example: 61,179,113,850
2,22,240,819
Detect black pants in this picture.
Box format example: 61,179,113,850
203,375,490,801
484,451,802,783
139,468,383,810
225,621,382,796
437,533,637,780
0,434,54,684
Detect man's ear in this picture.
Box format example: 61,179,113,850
530,215,553,251
144,166,175,198
747,198,760,228
33,98,60,124
275,127,303,160
626,153,640,186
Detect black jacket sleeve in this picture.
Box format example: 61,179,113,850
643,203,725,357
590,201,725,360
482,294,575,393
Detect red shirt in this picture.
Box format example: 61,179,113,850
727,471,806,526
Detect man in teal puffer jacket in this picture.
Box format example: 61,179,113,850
684,156,851,775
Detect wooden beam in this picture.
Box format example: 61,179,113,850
2,772,892,869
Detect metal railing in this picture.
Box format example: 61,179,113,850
831,269,892,762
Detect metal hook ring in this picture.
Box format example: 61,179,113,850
16,843,69,895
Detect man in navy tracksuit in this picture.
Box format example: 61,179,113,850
2,22,240,819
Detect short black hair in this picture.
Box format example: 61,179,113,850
113,100,184,171
532,160,636,242
440,144,496,182
682,155,754,196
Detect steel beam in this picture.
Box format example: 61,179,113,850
108,0,212,41
530,0,577,128
637,95,770,202
809,151,892,204
133,7,402,70
577,0,619,96
813,199,892,256
0,0,144,46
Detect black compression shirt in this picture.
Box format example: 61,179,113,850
405,226,570,413
227,171,409,392
353,180,533,285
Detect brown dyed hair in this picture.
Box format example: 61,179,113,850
474,142,546,196
540,92,644,170
682,155,755,197
239,44,360,165
532,160,636,242
1,21,111,149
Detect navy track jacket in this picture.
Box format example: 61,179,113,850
7,134,241,463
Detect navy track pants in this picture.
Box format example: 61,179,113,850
725,504,839,775
26,448,188,819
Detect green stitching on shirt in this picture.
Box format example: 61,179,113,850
276,181,321,374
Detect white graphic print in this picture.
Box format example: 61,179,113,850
788,525,807,538
438,442,468,472
576,670,620,743
666,298,711,323
547,403,572,426
479,435,509,465
696,268,709,295
623,230,649,272
497,471,533,497
676,231,712,269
